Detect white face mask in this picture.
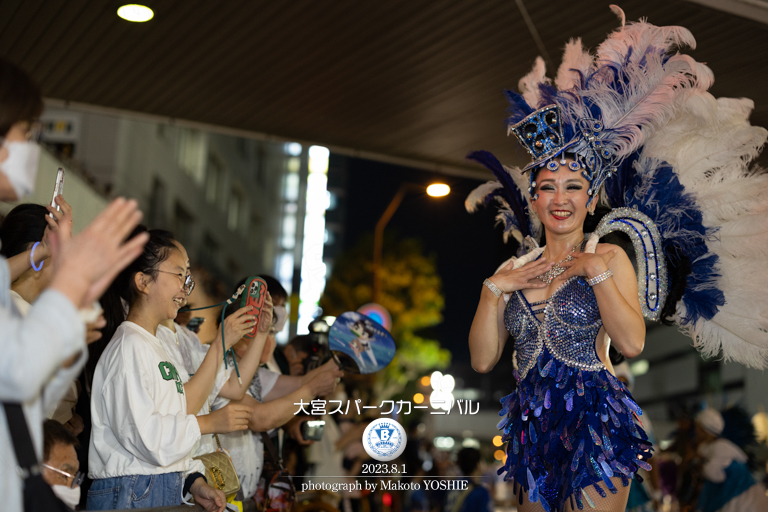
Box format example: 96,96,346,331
0,141,40,199
51,484,80,509
273,305,287,333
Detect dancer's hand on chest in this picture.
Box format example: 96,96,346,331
489,258,554,293
556,250,616,281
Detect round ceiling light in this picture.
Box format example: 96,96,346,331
117,4,154,22
426,183,450,197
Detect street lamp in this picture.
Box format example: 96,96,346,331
372,182,450,303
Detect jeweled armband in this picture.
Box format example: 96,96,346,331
586,269,613,286
483,278,502,298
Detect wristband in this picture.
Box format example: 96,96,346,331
183,472,207,496
483,278,502,298
30,242,44,271
586,269,613,286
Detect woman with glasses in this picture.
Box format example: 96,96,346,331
156,238,275,459
87,228,236,511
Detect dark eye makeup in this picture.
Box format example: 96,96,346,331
538,184,583,191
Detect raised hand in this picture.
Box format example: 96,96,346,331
488,258,554,294
49,198,148,308
221,306,257,350
38,195,74,263
308,366,343,397
257,292,273,333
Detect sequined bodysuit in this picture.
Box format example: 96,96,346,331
497,276,652,512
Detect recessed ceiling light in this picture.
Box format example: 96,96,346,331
426,183,450,197
117,4,154,23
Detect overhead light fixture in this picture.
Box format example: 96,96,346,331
426,183,450,197
117,4,154,22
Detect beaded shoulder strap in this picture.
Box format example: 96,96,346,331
585,207,668,320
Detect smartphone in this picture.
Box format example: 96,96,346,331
186,317,205,333
239,276,268,339
48,168,65,219
301,420,325,441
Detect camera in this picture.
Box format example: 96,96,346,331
301,319,332,373
301,420,325,441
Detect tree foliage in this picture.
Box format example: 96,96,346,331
320,234,450,400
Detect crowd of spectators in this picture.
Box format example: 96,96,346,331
0,56,349,512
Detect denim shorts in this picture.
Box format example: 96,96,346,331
86,472,184,510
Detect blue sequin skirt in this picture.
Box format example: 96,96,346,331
498,348,653,512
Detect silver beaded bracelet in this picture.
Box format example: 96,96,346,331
483,278,502,298
586,269,613,286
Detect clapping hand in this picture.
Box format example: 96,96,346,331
49,198,148,308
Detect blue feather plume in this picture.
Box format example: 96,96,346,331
467,150,532,239
621,159,724,323
603,153,639,207
504,89,535,126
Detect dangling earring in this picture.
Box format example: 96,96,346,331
589,209,595,216
530,194,539,219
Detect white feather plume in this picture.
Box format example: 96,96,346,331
609,5,626,27
518,56,549,111
465,181,503,213
504,163,543,239
641,87,768,368
549,14,714,164
555,38,593,91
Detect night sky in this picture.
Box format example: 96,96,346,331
335,155,519,392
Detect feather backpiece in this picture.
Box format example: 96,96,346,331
466,6,768,367
640,91,768,368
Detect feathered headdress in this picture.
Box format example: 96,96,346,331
467,5,768,368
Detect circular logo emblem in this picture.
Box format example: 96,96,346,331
363,418,407,461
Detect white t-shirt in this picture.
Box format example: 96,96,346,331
156,323,233,456
217,367,279,497
89,321,205,479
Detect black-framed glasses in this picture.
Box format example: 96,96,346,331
157,270,195,296
42,464,84,488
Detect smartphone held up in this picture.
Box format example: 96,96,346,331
48,167,65,219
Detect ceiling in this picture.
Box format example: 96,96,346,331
2,0,767,176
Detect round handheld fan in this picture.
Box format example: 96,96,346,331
328,312,395,374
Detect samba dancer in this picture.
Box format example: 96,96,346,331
467,6,768,511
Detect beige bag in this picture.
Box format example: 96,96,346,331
193,433,240,498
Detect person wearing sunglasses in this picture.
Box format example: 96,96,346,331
42,420,83,510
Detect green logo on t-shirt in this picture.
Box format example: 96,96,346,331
158,362,184,394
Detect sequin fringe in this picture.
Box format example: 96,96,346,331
497,348,653,512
